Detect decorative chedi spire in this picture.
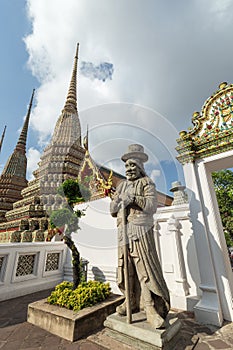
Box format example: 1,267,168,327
0,90,34,223
2,89,34,177
28,44,85,211
0,125,6,153
63,43,79,114
51,43,81,146
15,89,35,153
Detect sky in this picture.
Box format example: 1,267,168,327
1,0,233,196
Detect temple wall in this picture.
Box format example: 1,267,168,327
0,242,67,301
0,197,202,311
72,197,119,293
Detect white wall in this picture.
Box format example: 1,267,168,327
0,242,67,301
73,197,119,293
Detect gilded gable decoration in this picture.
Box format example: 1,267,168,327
176,82,233,164
78,149,114,201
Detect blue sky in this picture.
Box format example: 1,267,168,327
0,1,38,166
1,0,233,196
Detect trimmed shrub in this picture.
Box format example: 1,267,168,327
47,280,111,312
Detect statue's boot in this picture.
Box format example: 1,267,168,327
145,305,166,329
116,298,139,316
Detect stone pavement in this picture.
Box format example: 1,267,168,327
0,289,233,350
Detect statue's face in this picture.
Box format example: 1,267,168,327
125,159,141,181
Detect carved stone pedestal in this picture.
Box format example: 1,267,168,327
104,312,181,349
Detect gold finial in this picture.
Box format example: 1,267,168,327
192,111,199,118
63,44,79,114
179,130,187,139
219,82,228,90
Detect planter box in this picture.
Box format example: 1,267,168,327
27,294,124,341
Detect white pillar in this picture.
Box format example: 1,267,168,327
154,220,162,264
167,215,189,296
183,161,223,326
196,159,233,322
63,246,73,282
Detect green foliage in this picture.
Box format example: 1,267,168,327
224,230,233,247
50,179,91,232
212,169,233,246
47,280,111,312
49,179,91,289
57,179,91,206
50,207,80,232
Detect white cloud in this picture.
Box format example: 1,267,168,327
209,0,232,18
150,169,161,183
23,0,233,183
27,147,41,180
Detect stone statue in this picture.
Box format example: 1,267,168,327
110,144,170,328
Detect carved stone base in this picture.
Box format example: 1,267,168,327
104,312,181,349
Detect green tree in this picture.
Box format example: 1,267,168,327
50,179,91,289
212,169,233,246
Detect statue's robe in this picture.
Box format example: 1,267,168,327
110,176,170,318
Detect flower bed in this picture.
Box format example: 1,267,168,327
47,280,111,311
27,281,124,341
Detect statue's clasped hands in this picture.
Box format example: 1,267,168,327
118,192,134,208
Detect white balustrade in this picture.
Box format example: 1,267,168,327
0,242,67,301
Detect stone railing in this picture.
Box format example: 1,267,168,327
154,204,201,311
0,242,67,301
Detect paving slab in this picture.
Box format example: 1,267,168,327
1,290,233,349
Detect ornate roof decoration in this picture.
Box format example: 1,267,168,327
78,148,116,201
176,82,233,164
0,125,6,153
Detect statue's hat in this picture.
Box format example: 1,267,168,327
121,144,148,163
